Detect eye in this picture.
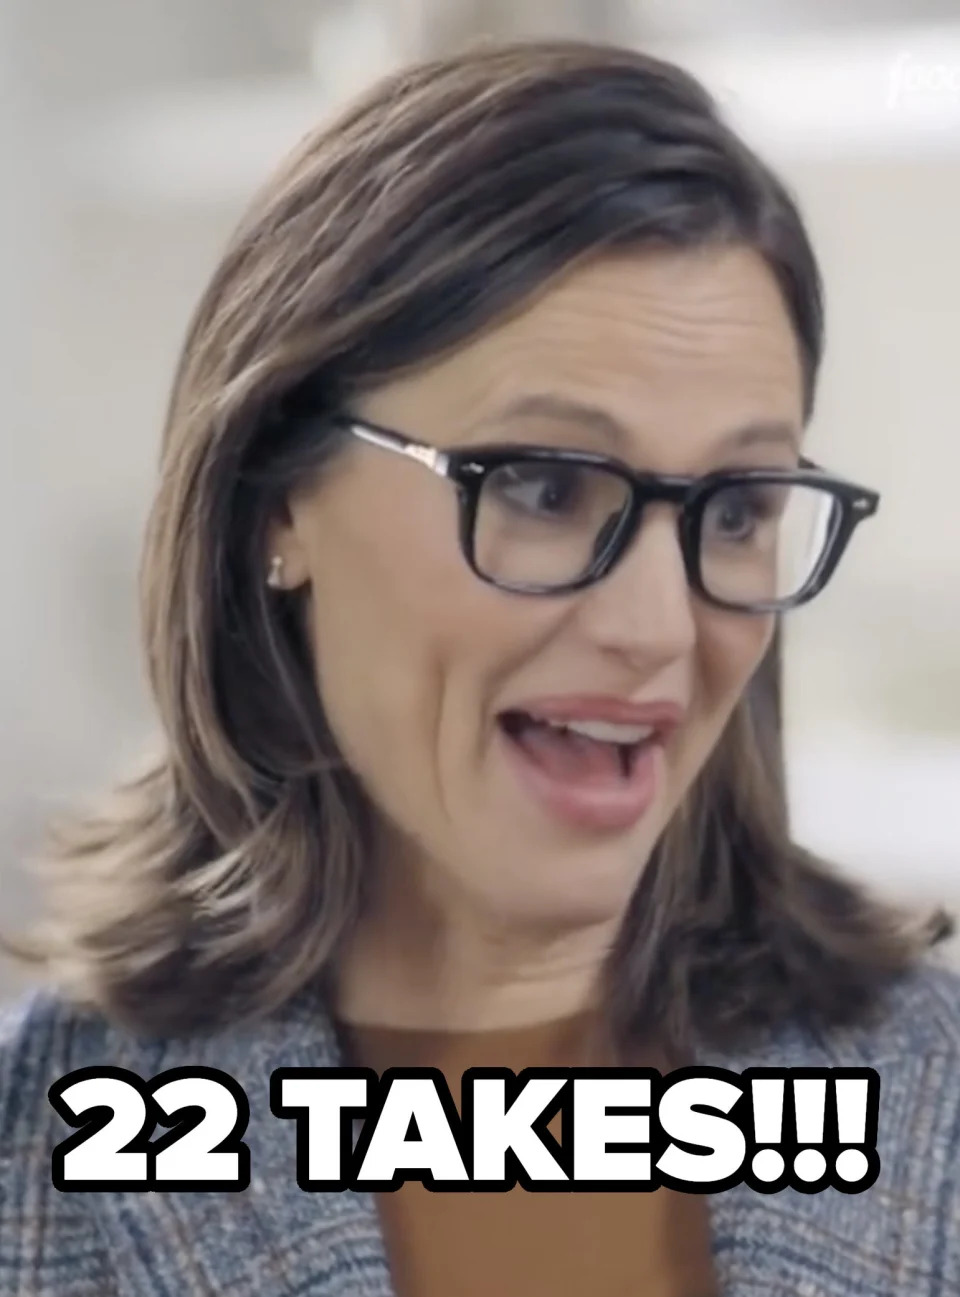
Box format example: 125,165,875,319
703,483,785,544
485,461,588,520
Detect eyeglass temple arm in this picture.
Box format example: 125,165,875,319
344,419,452,477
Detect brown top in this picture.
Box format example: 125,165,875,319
339,1012,718,1297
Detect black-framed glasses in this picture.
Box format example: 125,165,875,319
330,415,880,614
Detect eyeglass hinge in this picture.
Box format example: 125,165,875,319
403,444,448,473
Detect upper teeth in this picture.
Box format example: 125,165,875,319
542,719,655,745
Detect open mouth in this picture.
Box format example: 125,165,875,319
497,710,656,781
494,697,680,831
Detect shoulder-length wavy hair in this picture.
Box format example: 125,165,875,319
28,39,947,1049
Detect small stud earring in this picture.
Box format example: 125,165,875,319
266,555,284,589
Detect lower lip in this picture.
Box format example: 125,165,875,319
497,726,663,832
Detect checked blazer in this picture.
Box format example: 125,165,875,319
1,962,959,1296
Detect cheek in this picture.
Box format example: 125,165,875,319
695,610,774,731
661,613,772,813
298,481,553,793
304,543,455,769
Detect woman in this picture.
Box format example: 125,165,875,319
1,38,958,1297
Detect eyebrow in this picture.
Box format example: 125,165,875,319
480,393,801,456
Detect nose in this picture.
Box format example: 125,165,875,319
575,506,697,667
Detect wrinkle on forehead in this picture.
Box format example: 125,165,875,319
358,244,806,466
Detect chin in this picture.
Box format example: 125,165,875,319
479,837,656,935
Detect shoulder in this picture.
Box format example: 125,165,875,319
750,961,960,1143
0,994,121,1296
0,990,174,1121
709,956,960,1174
793,963,959,1262
867,959,960,1055
0,979,341,1116
839,962,960,1225
0,983,343,1195
717,958,960,1070
0,991,153,1197
0,985,345,1297
0,992,116,1144
705,962,960,1294
815,958,960,1065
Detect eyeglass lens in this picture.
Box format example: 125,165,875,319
472,460,841,606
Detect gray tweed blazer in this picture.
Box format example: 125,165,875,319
1,963,959,1297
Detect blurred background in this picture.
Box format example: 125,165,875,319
2,0,958,1002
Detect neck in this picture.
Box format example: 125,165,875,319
335,855,620,1032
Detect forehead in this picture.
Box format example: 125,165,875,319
359,244,806,465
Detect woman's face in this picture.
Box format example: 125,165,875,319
275,245,804,935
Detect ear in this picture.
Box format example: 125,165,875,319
264,506,312,592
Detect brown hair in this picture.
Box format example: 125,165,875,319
29,39,947,1049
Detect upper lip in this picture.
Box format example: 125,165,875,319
499,694,686,735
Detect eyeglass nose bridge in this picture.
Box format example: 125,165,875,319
591,474,702,582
